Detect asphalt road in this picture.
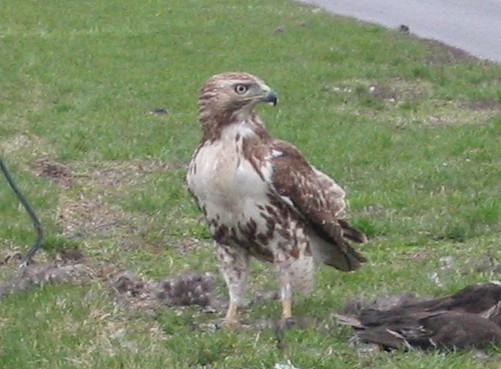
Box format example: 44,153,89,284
297,0,501,63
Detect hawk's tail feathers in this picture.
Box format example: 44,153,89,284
338,219,368,244
322,241,367,272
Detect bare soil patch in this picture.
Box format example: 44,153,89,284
0,249,219,314
464,99,501,111
56,195,130,239
0,250,94,298
423,38,481,65
35,159,76,189
42,159,177,246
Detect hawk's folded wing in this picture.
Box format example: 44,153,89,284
268,140,367,271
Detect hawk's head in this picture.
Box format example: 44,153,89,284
198,72,277,130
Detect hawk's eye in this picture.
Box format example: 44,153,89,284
234,84,248,94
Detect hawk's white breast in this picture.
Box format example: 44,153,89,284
187,122,272,229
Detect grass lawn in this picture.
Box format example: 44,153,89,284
1,0,500,368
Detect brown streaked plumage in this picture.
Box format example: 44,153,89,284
187,72,367,327
355,281,501,327
356,311,501,350
334,282,501,350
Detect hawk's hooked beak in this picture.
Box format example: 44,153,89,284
261,89,278,106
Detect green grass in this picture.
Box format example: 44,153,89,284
1,0,500,368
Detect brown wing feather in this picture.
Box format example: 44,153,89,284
268,140,367,271
312,167,346,216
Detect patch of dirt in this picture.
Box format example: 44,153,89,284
422,104,497,126
422,38,483,65
50,160,173,233
56,195,130,239
33,158,180,192
37,159,180,247
0,249,221,315
367,84,398,102
0,250,94,298
84,159,177,190
380,78,433,103
323,78,433,106
464,99,501,111
35,159,75,189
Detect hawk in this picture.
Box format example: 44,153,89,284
187,72,367,327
